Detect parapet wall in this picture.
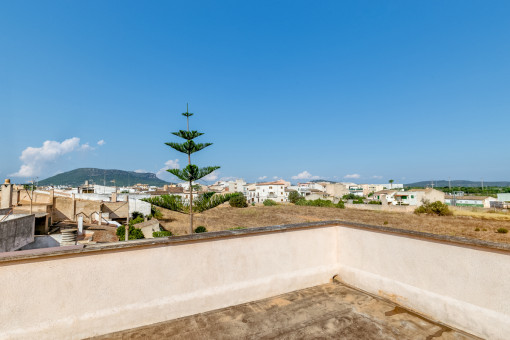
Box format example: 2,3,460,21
0,214,35,252
0,221,508,340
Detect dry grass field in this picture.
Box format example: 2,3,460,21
158,203,510,245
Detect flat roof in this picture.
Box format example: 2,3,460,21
88,282,477,339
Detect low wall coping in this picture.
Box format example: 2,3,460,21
0,220,509,264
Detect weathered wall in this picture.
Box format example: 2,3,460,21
0,226,338,339
344,203,415,213
0,214,35,252
336,226,510,340
0,223,509,340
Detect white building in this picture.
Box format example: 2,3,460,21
445,195,497,208
393,189,445,206
247,180,289,203
227,179,246,194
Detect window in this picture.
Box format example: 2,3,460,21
269,186,272,189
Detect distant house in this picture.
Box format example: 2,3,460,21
393,189,445,206
373,190,398,205
249,180,289,203
445,195,497,208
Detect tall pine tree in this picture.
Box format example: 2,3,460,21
165,105,219,234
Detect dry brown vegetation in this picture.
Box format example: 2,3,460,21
158,203,510,245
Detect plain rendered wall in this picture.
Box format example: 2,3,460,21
1,224,510,340
0,215,35,252
0,226,338,340
336,227,510,340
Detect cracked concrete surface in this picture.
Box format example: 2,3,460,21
89,282,477,339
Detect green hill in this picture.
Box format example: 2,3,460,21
39,168,170,187
405,180,510,188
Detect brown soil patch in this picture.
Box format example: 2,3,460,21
158,203,510,245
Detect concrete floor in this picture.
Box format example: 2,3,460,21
90,283,477,340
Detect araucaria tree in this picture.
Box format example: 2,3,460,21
165,105,219,234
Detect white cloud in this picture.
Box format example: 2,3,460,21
97,139,105,146
344,174,361,179
10,137,91,178
156,159,180,179
273,176,278,179
203,171,219,182
258,176,267,180
291,171,320,180
134,169,148,173
372,175,383,179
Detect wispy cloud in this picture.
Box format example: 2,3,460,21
344,174,361,179
203,171,219,182
134,169,148,173
97,139,105,146
291,171,320,180
258,176,267,180
372,175,383,179
10,137,91,178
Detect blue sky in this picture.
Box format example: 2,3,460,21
1,1,509,184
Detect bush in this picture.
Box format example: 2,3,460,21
263,199,277,206
296,198,335,207
368,200,382,205
251,202,255,206
129,216,145,227
383,221,388,225
352,197,364,204
229,195,248,208
194,226,208,233
414,200,453,216
132,211,144,220
153,230,173,237
288,191,302,204
497,228,508,234
474,228,480,231
336,200,345,209
116,225,145,240
342,193,360,200
150,206,163,219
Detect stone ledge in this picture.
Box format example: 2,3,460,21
0,220,509,263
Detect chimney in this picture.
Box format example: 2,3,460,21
1,179,13,209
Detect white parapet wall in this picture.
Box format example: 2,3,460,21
336,224,510,340
0,221,509,340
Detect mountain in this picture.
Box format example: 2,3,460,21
405,180,510,188
39,168,170,187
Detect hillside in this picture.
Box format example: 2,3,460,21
39,168,169,187
405,180,510,188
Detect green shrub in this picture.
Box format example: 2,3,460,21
229,195,248,208
251,202,255,206
474,228,480,231
194,226,208,233
414,200,453,216
131,211,144,219
497,228,508,234
150,206,163,219
296,198,335,207
352,197,364,204
129,216,145,227
263,199,277,206
383,221,389,225
153,230,173,237
116,225,145,240
342,193,360,200
368,200,382,205
288,191,302,204
336,200,345,209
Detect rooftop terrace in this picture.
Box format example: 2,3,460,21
1,221,509,339
90,282,475,340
